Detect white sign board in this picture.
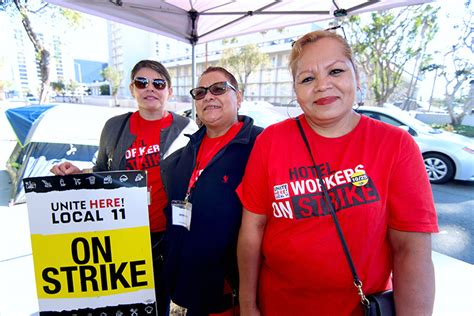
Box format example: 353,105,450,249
24,170,157,315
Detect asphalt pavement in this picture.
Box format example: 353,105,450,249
431,181,474,264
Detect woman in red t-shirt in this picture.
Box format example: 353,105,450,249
50,60,198,315
237,30,438,316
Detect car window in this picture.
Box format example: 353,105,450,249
359,110,417,136
361,112,381,121
377,113,404,127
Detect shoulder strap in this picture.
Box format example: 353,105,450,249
295,119,369,305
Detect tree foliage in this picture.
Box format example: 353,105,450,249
50,80,65,94
436,0,473,125
101,66,123,107
344,5,439,106
1,0,82,104
220,43,270,97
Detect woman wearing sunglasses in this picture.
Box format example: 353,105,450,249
50,59,198,316
161,66,263,316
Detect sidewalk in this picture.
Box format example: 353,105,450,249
0,104,473,315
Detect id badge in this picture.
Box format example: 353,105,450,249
171,200,192,231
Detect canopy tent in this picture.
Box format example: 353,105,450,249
46,0,433,44
5,104,129,204
46,0,433,117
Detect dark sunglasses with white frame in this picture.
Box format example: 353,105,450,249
133,77,167,90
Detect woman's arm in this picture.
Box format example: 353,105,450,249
237,209,267,316
388,229,435,316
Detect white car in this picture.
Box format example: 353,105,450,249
180,101,288,128
238,101,288,128
356,106,474,184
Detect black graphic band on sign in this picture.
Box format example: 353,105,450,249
39,302,157,316
23,170,147,194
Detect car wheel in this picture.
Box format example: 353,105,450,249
423,153,455,184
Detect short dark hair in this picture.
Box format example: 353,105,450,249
200,66,239,90
130,60,172,87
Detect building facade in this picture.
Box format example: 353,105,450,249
3,6,318,106
1,11,75,99
159,24,318,105
1,9,109,100
106,21,319,106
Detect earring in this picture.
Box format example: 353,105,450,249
356,88,364,107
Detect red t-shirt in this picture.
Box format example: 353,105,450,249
187,121,243,194
238,115,438,316
126,111,172,232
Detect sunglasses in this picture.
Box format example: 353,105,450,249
190,81,237,100
133,77,167,90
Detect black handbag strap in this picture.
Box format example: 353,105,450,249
295,118,369,305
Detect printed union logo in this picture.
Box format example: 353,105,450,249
274,183,289,200
351,171,368,187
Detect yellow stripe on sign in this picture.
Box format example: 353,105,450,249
31,226,155,299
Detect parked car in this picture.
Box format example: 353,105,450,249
238,101,287,128
26,96,40,104
355,106,474,184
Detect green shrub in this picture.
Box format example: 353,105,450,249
431,124,474,138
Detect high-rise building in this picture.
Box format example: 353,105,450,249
106,21,191,98
1,9,107,99
106,20,320,105
3,6,319,105
161,23,320,105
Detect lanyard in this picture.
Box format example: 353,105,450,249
185,148,206,202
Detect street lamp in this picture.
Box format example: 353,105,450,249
421,63,443,112
74,62,82,83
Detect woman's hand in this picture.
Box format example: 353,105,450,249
50,162,82,176
239,304,262,316
237,209,267,316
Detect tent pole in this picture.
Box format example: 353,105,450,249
191,43,197,121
